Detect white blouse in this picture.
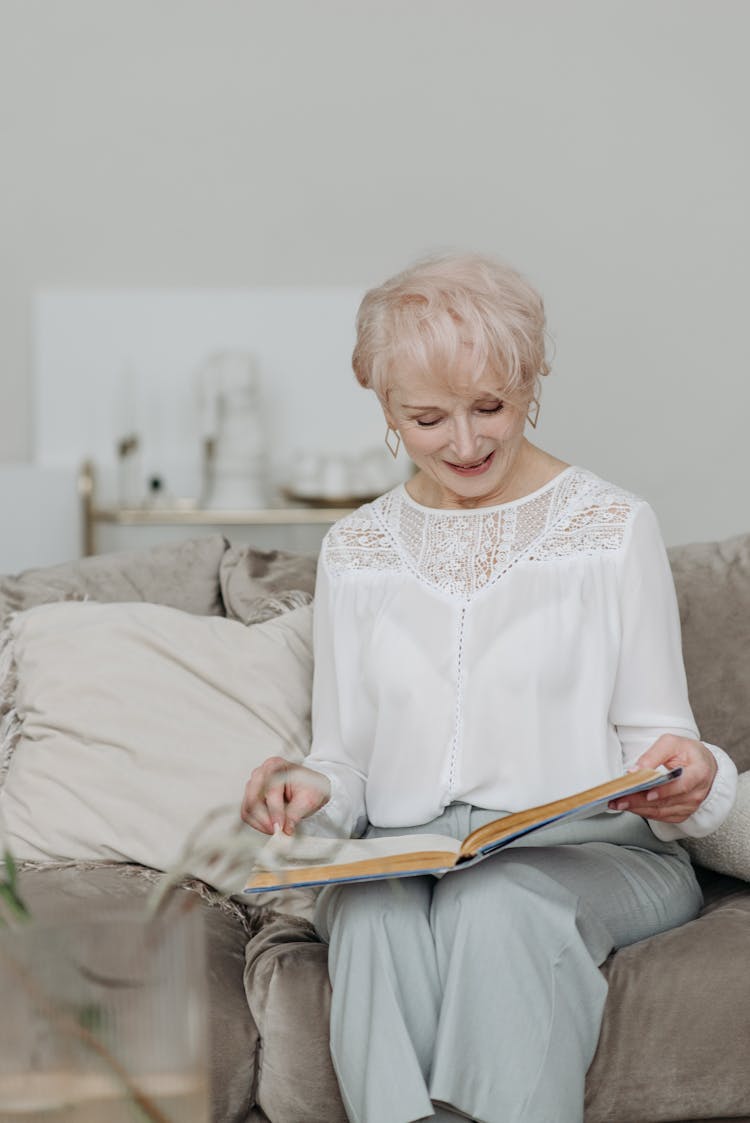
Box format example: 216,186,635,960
305,467,737,842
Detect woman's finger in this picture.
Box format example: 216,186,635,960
264,768,291,830
242,808,275,834
283,772,331,834
243,756,286,807
612,790,702,816
241,792,275,833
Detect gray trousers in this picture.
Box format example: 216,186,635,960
314,806,703,1123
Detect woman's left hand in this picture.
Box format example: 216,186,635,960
609,735,718,823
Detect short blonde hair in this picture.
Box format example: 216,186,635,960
352,253,551,404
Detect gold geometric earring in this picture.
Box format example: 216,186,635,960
527,395,541,429
385,426,401,458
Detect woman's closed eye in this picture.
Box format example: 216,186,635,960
414,402,504,428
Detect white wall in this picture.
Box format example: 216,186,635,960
1,0,749,563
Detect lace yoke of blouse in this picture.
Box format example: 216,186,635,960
324,467,639,600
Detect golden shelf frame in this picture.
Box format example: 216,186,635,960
78,462,358,556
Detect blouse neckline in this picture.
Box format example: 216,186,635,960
398,465,578,516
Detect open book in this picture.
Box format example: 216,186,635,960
243,767,682,894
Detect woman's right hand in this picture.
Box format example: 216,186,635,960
241,756,331,836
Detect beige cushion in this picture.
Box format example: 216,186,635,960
0,601,312,879
0,535,228,628
669,530,750,774
665,532,750,881
683,770,750,880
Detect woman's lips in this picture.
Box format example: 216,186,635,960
444,451,495,476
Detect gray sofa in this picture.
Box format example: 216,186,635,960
2,531,750,1123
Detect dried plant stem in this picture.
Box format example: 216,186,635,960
147,791,346,922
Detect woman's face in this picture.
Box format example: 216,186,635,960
384,362,529,508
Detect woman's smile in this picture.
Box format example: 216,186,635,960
444,450,495,475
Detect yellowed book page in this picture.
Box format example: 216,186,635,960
247,832,461,890
459,768,665,858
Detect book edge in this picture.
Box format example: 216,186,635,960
459,767,681,858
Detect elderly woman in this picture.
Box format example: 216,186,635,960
242,254,737,1123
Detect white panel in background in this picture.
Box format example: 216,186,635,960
0,466,80,573
33,288,382,503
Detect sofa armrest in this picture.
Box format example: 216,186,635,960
243,916,346,1123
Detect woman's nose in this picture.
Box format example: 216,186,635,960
448,415,481,459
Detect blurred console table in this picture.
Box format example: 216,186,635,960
78,462,359,558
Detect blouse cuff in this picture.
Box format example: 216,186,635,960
301,765,360,839
647,742,738,842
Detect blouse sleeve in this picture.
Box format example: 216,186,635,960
611,502,737,840
303,554,369,839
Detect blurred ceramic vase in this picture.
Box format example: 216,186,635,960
197,352,268,509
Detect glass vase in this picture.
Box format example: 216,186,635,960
0,910,209,1122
